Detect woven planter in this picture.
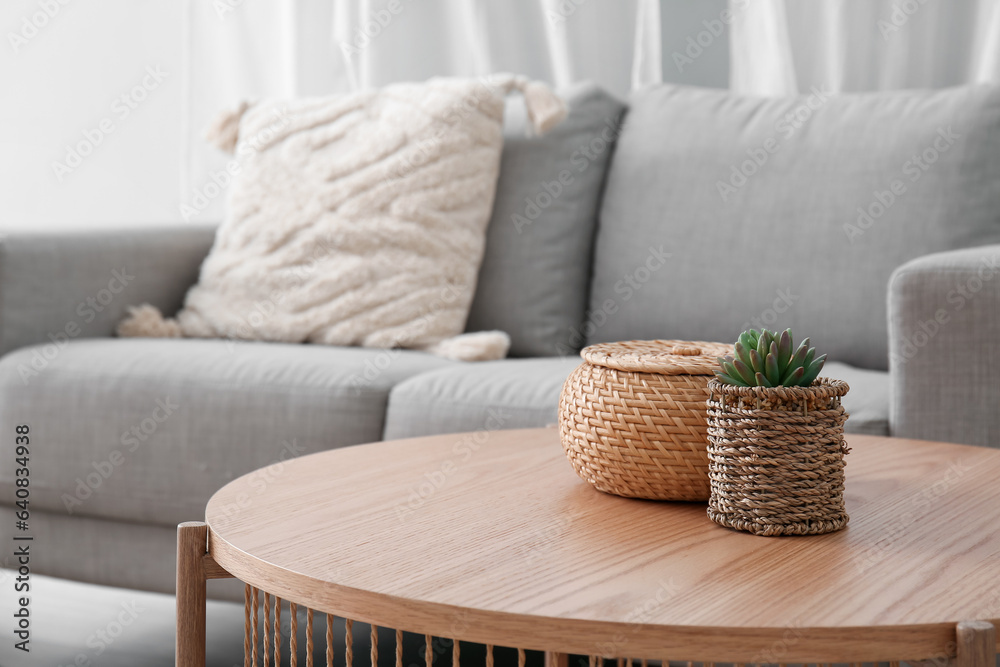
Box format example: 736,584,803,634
559,339,733,501
706,378,851,536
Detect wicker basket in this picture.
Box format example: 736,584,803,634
559,339,734,501
706,378,851,536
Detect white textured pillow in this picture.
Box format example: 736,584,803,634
119,74,565,361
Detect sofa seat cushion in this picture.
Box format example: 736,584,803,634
383,357,582,439
823,361,889,436
383,357,888,440
0,339,452,527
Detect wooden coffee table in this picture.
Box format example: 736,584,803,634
177,429,1000,667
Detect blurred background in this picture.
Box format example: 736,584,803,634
6,0,998,232
5,0,997,232
0,0,702,230
3,2,1000,666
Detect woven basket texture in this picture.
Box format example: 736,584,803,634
706,378,851,536
559,339,733,501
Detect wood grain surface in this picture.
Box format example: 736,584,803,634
204,429,1000,662
177,521,208,667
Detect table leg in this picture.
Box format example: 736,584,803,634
545,652,569,667
177,521,208,667
956,620,996,667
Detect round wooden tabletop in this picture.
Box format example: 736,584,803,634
205,428,1000,662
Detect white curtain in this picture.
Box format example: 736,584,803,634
181,0,661,223
729,0,1000,95
0,0,659,231
329,0,661,94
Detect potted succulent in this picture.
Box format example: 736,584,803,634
706,328,850,536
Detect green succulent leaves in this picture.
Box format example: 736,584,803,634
714,328,826,388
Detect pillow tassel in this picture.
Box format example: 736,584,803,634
423,331,511,362
496,74,567,135
203,100,251,155
117,305,183,338
519,79,568,134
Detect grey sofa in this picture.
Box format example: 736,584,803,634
2,81,999,597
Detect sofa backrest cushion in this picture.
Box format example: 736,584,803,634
587,83,1000,370
466,82,626,357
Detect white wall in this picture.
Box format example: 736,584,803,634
1,0,311,232
1,0,731,232
2,1,184,230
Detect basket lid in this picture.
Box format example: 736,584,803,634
580,339,734,375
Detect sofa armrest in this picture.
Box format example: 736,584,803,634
0,225,216,358
888,244,1000,447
